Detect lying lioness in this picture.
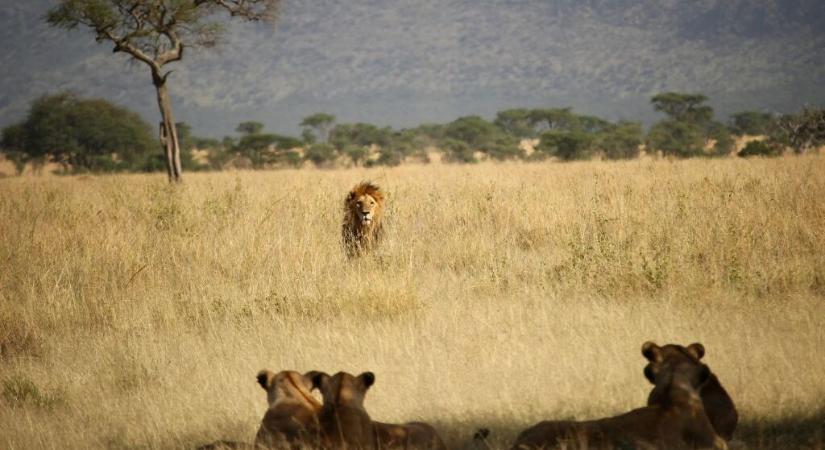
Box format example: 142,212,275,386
373,421,447,450
642,341,738,441
511,363,727,450
310,371,377,450
196,370,321,450
255,369,323,449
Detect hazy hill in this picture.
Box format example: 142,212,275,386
1,0,824,137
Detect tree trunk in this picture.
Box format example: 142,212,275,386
153,72,183,183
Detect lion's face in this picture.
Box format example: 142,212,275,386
351,193,380,226
343,182,385,257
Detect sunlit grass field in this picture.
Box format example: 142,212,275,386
1,156,824,449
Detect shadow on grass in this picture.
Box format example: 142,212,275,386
431,408,825,450
184,410,825,449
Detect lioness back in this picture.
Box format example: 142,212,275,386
255,370,322,449
511,360,727,450
642,341,738,441
310,371,377,450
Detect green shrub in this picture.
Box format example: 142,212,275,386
3,375,65,409
739,140,780,157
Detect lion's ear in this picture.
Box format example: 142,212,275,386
686,343,705,360
257,370,275,390
358,371,375,389
307,371,329,391
642,341,662,362
303,371,324,391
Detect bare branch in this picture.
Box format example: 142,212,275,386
195,0,280,21
156,26,183,66
100,28,160,73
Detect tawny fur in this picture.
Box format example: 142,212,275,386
255,370,323,450
510,363,727,450
342,182,385,258
642,341,739,442
310,371,377,450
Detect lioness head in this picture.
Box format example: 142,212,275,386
346,182,384,227
641,341,706,385
309,371,375,408
257,369,320,409
648,357,712,406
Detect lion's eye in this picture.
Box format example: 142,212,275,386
356,202,362,207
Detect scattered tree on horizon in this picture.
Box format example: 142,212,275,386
231,121,302,168
597,121,643,160
300,113,336,144
1,92,156,174
528,108,580,133
1,123,32,175
651,92,713,124
728,111,775,136
494,108,535,138
774,107,825,154
304,142,336,167
647,92,732,157
47,0,281,183
536,130,594,161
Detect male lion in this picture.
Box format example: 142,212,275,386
510,362,727,450
642,341,738,441
310,371,377,450
342,182,385,258
255,369,323,449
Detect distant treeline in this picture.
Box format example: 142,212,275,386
1,91,823,175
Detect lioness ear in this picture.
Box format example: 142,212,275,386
642,341,662,362
307,371,328,391
257,370,275,390
359,372,375,388
303,370,325,391
686,343,705,360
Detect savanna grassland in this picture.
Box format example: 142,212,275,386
1,156,824,449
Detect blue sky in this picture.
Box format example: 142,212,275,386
1,0,824,137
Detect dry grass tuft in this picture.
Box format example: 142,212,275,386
1,157,824,449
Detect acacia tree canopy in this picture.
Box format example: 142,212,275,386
300,113,336,143
651,92,712,123
46,0,280,182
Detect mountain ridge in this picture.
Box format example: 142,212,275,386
1,0,824,137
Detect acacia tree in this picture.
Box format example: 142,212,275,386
650,92,713,123
777,108,825,154
300,113,336,144
47,0,280,182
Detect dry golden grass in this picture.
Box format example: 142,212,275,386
1,156,824,449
